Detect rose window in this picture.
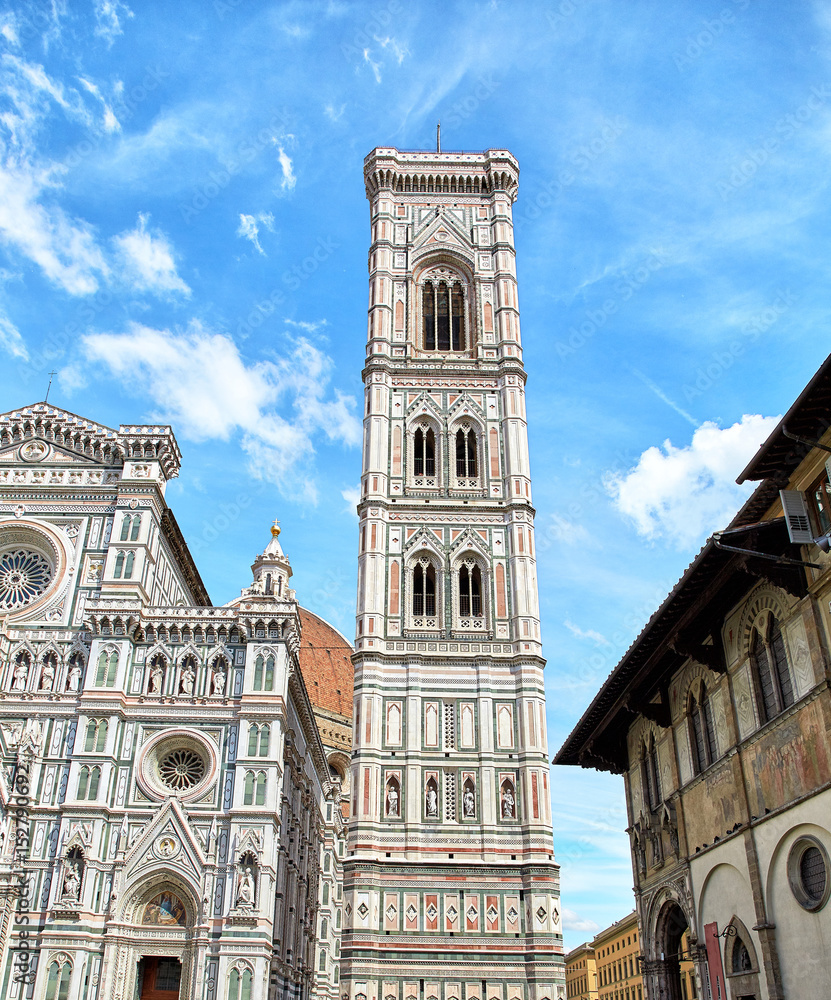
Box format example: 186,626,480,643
0,550,53,610
158,748,205,790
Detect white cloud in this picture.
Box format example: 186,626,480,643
113,214,190,297
562,907,601,935
0,312,27,360
236,212,274,255
375,35,409,65
605,414,781,548
341,485,360,517
362,49,382,83
564,619,610,646
78,76,121,132
94,0,134,46
277,147,296,191
0,14,19,47
0,162,110,295
324,102,346,122
79,323,361,503
541,512,591,546
285,318,328,334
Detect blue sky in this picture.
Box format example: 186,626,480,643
1,0,829,950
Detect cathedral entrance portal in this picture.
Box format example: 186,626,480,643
654,901,690,1000
136,956,182,1000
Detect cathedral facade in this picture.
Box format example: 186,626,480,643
0,404,350,1000
342,147,564,1000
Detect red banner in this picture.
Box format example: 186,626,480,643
704,922,727,1000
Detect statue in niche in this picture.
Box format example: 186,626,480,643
12,660,28,691
211,663,226,696
236,866,255,907
180,665,195,695
61,861,81,900
463,786,475,818
386,783,399,817
501,783,515,819
425,785,438,818
149,662,163,693
66,663,82,692
40,660,55,690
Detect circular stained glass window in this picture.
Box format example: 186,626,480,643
0,549,53,610
158,748,205,791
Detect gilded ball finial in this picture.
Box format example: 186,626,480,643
271,518,281,538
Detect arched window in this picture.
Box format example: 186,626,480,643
84,719,107,753
264,655,274,691
322,881,330,904
641,735,661,811
413,428,435,477
259,724,270,756
253,655,263,690
750,614,795,722
255,771,267,806
228,967,253,1000
130,515,140,541
88,766,100,799
95,649,118,687
412,563,436,616
124,551,135,579
422,278,466,351
689,687,717,774
120,516,130,541
455,429,477,478
44,958,72,1000
248,724,259,757
114,552,124,578
459,564,482,617
243,771,255,805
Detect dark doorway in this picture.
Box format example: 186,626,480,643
656,902,689,1000
137,957,182,1000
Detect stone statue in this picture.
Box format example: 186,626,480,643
61,861,81,900
40,661,55,691
211,664,226,696
149,663,163,694
425,786,438,817
386,784,399,817
12,660,28,691
501,784,515,819
180,666,195,695
463,786,475,817
66,663,82,692
236,866,255,906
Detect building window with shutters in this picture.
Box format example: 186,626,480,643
749,611,795,723
406,556,441,634
452,422,483,492
641,733,661,811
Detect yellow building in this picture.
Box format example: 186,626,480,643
592,911,643,1000
565,941,598,999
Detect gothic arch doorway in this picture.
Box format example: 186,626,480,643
654,900,690,1000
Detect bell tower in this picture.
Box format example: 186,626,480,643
343,147,565,1000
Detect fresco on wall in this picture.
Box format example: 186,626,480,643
681,759,739,852
746,702,830,816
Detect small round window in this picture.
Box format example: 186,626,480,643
788,836,830,911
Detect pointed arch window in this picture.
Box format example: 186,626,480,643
455,429,477,478
641,734,661,811
114,552,124,578
248,724,259,757
458,565,482,617
95,649,118,687
259,724,270,756
124,551,135,579
421,277,467,352
689,686,717,774
255,771,267,806
44,959,72,1000
413,428,435,477
84,719,107,753
412,563,436,617
750,614,795,722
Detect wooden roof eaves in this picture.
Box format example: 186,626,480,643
737,352,831,484
553,518,790,771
